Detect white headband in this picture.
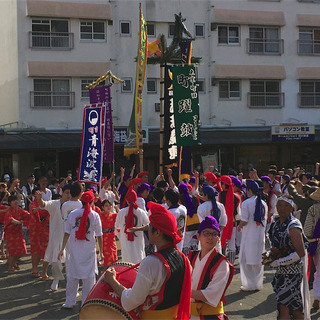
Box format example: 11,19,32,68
277,196,294,207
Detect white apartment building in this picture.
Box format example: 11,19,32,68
0,0,319,179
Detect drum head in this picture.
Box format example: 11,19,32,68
80,301,131,320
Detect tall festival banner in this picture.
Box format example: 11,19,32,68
163,65,178,166
172,65,200,146
123,6,147,158
89,85,114,162
78,106,104,184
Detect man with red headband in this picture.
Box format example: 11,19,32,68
204,172,222,192
137,171,149,183
58,190,103,309
115,187,149,264
104,201,191,320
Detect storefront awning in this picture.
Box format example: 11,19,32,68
213,9,285,26
214,65,286,80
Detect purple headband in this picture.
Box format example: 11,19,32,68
137,183,151,195
198,216,220,235
230,175,242,189
178,183,195,218
189,176,196,184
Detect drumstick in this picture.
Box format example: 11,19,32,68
116,262,141,275
308,238,320,243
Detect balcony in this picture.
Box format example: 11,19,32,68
247,92,284,108
29,32,74,49
30,91,75,109
298,93,320,108
247,38,284,55
297,40,320,56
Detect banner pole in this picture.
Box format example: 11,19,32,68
159,64,164,176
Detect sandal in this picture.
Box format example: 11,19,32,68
14,264,20,270
8,267,15,273
32,272,40,278
40,275,51,281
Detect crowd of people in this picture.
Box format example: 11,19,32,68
1,162,320,319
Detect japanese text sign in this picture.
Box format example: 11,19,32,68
78,106,104,184
172,65,200,146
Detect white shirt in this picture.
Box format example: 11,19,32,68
65,207,102,279
121,254,167,311
136,197,147,211
167,205,187,251
42,188,52,201
191,248,230,307
99,188,116,205
197,201,227,228
43,199,65,263
239,196,267,265
115,206,149,264
22,183,34,197
61,200,82,224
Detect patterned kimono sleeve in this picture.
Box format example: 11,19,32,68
303,206,316,238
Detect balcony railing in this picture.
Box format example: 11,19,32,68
297,40,320,55
247,38,284,55
30,91,75,109
29,32,74,49
298,93,320,108
247,92,284,108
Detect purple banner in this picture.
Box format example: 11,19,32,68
78,106,104,184
89,85,114,162
179,39,192,64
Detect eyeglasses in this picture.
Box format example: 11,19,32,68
202,231,220,238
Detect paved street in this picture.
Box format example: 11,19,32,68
1,251,320,320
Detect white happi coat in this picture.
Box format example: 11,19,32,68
43,199,65,263
167,205,187,251
65,208,102,279
239,196,267,265
191,248,230,307
115,206,149,264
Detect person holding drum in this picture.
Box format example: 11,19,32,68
104,201,192,320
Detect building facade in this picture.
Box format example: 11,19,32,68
0,0,320,180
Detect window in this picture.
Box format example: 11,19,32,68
80,21,105,40
219,80,240,100
122,78,132,92
249,80,283,107
198,79,205,93
147,22,156,37
120,21,131,36
248,27,282,54
218,26,240,45
195,23,205,38
299,81,320,107
31,79,74,108
168,24,175,38
298,28,320,55
31,19,72,48
147,79,157,93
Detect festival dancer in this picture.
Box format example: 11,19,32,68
4,195,30,273
115,187,149,264
263,197,310,320
189,216,234,319
28,187,50,278
58,190,103,308
99,199,117,269
178,183,199,255
104,201,191,320
197,184,227,253
238,180,267,291
35,184,71,291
